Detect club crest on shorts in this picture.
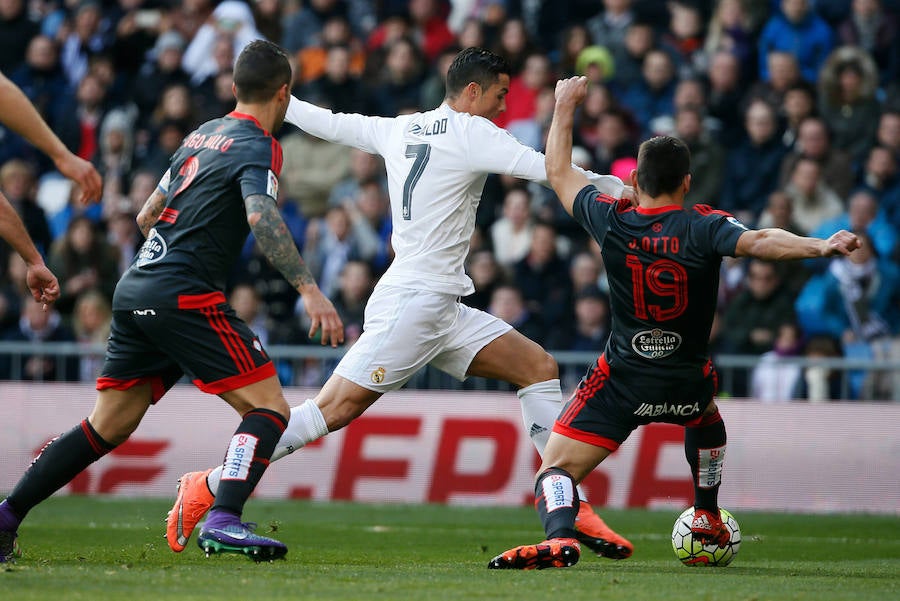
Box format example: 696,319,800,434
370,366,386,384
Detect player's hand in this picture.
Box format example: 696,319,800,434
554,76,589,107
822,229,861,257
301,287,345,347
621,185,636,205
25,263,60,309
54,152,103,205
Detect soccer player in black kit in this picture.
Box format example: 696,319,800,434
0,40,343,563
489,76,861,570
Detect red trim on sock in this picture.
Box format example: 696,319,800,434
244,408,288,432
80,420,105,456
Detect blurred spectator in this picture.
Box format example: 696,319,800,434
556,24,591,78
618,48,677,137
836,0,899,87
720,99,787,218
230,282,272,347
812,188,897,259
303,205,372,299
757,189,805,235
719,259,798,357
487,283,545,344
512,221,572,333
796,231,900,344
781,157,845,234
283,0,374,54
0,159,52,257
705,50,745,146
750,321,804,402
586,0,637,57
0,0,39,73
131,30,191,121
492,18,537,76
0,253,28,331
546,284,610,353
463,248,504,312
662,0,705,79
748,50,802,109
702,0,755,78
55,72,108,165
369,36,425,116
674,106,725,208
295,15,366,87
817,45,881,161
182,0,262,86
193,69,236,125
757,0,834,83
408,0,454,63
778,116,855,199
300,43,369,114
875,110,900,158
609,20,656,93
96,107,137,209
856,145,900,231
280,125,351,219
779,81,819,149
60,0,109,86
793,334,844,401
9,35,69,136
171,0,214,42
46,215,120,316
345,179,391,273
419,44,459,110
593,108,639,174
330,259,374,344
328,148,385,209
108,0,166,79
72,288,110,381
136,117,189,176
105,202,141,275
252,0,284,44
495,51,551,131
573,84,617,156
491,186,534,268
0,295,79,381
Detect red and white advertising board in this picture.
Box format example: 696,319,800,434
1,383,897,514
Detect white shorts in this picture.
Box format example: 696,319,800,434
333,284,513,392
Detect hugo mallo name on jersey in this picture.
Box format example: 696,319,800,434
284,97,625,297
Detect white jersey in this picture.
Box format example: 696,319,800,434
285,98,626,296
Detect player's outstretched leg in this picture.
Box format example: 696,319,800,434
166,468,215,552
574,501,633,559
196,510,287,561
488,537,580,570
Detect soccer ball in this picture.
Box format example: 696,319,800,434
671,507,741,566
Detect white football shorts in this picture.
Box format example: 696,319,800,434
332,284,513,392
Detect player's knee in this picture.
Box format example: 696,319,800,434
530,350,559,383
320,399,366,432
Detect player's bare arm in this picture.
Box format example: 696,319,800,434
735,228,860,260
0,71,102,204
136,188,168,238
0,195,59,306
244,193,344,347
546,76,592,216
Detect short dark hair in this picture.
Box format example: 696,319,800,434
445,47,510,98
233,40,292,103
636,136,691,197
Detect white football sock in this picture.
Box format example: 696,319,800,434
517,379,589,503
207,399,328,494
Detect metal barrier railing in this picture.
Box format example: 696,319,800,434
0,341,898,401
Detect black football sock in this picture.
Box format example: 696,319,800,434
213,408,287,516
535,467,580,540
7,419,117,520
685,410,727,512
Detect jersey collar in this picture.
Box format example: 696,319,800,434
227,111,270,136
635,205,682,215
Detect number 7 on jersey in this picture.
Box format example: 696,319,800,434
402,143,431,220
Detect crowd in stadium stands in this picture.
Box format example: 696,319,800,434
0,0,898,400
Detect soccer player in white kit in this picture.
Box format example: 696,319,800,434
167,47,633,560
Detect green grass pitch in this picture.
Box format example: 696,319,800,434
1,497,897,601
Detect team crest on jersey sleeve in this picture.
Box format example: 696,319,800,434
136,227,168,266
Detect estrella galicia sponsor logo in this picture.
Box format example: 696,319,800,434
136,227,167,267
633,401,700,418
632,328,682,359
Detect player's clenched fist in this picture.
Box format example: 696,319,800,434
554,76,589,107
822,229,861,257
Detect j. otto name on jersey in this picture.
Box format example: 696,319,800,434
631,328,682,359
633,401,700,418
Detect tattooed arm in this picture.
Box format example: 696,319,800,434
136,188,167,238
244,194,344,346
